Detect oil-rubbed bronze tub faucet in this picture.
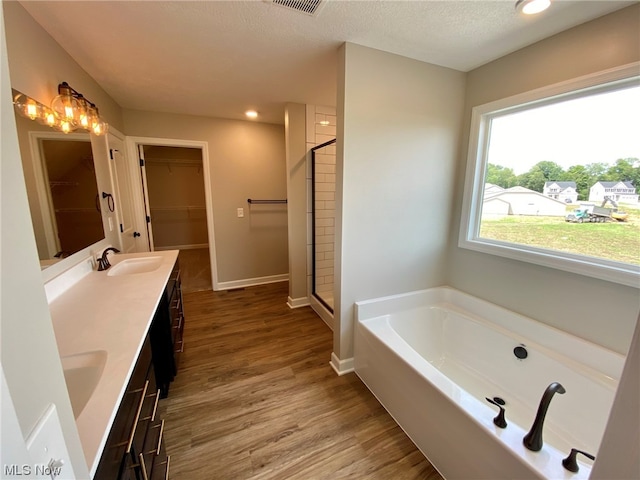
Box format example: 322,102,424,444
523,382,566,451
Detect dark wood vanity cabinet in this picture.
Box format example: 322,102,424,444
94,257,182,479
150,258,185,398
94,336,170,480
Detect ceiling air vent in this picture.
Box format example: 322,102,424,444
270,0,325,16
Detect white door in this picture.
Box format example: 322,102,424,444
109,134,142,253
138,145,155,251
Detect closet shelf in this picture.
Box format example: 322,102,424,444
150,206,206,211
145,159,202,167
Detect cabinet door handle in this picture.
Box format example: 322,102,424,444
172,316,183,330
165,455,171,480
139,453,149,480
172,269,181,283
151,389,161,422
126,380,149,453
156,419,165,455
171,297,181,310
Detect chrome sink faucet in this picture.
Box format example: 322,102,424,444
97,247,120,271
523,382,566,451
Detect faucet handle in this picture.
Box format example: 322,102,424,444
97,257,108,271
485,397,507,428
562,448,595,473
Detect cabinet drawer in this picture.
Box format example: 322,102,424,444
130,384,161,458
151,455,170,480
138,419,165,480
94,340,152,480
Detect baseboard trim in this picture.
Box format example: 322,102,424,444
330,352,354,376
217,274,288,290
287,296,310,309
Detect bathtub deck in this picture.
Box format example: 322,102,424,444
159,282,442,479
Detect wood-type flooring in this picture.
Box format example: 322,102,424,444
158,282,442,479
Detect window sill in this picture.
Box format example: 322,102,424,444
459,237,640,288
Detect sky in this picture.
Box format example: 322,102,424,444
487,85,640,175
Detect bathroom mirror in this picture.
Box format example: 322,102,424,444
13,112,107,269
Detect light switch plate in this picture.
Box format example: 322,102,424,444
237,208,244,218
26,404,76,479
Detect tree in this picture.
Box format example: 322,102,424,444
585,162,610,181
486,163,518,188
563,165,590,200
517,161,565,192
606,158,640,187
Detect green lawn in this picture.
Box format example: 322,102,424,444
480,205,640,265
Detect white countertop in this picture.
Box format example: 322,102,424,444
48,250,179,478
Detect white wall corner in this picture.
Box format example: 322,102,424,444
330,352,354,376
287,296,310,309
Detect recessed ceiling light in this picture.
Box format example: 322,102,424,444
515,0,551,15
245,110,258,119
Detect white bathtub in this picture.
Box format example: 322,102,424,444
354,287,624,480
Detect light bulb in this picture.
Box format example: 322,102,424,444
35,106,58,127
13,92,42,120
45,111,58,127
77,96,91,129
59,120,76,134
92,118,108,136
51,82,80,126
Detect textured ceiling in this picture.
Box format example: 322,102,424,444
19,0,635,125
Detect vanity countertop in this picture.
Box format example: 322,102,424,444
47,250,179,478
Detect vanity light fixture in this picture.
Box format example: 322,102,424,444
515,0,551,15
12,82,109,136
245,110,258,119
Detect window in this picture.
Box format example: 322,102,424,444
460,64,640,287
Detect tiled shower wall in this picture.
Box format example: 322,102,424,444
306,105,336,307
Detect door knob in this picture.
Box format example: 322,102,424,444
133,231,141,237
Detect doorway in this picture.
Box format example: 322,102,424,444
133,139,217,292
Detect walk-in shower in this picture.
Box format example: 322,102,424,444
311,139,337,312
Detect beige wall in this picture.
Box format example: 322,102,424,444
335,43,466,363
0,4,89,476
124,109,288,285
448,5,640,355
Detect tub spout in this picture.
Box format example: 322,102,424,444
523,382,566,451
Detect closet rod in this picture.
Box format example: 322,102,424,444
247,198,287,205
145,159,202,166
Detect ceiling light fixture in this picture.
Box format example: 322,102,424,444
245,110,258,119
13,82,109,136
515,0,551,15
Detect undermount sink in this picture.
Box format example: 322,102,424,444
107,256,163,276
61,350,108,419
